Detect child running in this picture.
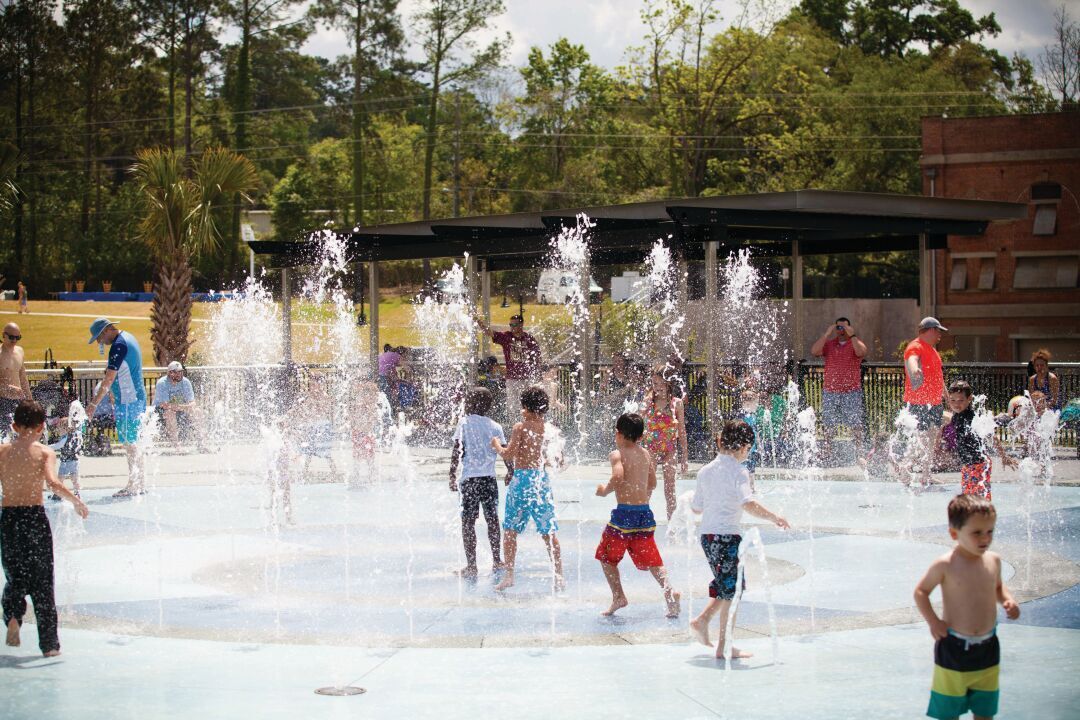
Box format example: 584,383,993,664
48,399,87,501
449,387,506,580
914,494,1020,720
594,412,680,618
491,386,564,592
1,400,89,656
947,381,1016,500
689,419,789,659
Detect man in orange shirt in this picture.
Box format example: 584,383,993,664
903,317,949,487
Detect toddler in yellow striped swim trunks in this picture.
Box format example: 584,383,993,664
914,494,1021,719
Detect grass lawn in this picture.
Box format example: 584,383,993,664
2,297,569,369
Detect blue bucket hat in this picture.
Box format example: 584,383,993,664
88,317,116,344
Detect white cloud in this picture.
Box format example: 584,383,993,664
300,0,1067,69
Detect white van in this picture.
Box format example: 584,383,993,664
536,270,602,304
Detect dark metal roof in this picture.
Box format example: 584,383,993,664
248,190,1026,268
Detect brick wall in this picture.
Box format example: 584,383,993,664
921,113,1080,361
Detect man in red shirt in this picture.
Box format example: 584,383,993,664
903,317,949,487
478,314,542,422
811,317,867,465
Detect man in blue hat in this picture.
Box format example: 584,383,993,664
85,318,146,497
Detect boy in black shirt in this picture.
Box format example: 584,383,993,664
947,381,1015,500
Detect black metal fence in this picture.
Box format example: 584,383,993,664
24,360,1079,450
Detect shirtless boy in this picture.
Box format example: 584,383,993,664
914,494,1020,720
0,322,31,441
491,386,564,592
1,401,89,656
595,412,680,618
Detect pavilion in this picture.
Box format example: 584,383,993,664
247,189,1025,424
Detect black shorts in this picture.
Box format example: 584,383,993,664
908,403,944,431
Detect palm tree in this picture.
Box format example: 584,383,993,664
0,142,20,214
131,147,258,366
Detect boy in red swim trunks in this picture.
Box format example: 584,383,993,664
595,413,680,618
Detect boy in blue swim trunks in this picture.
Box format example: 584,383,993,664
595,413,680,618
491,386,564,592
915,494,1020,720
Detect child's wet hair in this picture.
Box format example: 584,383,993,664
615,413,645,441
465,386,493,416
948,380,973,397
521,386,549,415
718,419,754,451
13,400,46,428
948,493,996,530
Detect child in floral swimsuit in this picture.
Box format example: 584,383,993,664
643,369,688,521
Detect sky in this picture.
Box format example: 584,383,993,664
299,0,1070,74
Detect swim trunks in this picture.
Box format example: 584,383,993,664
927,628,999,720
114,401,146,445
502,468,558,535
595,504,663,570
701,533,744,600
961,461,992,501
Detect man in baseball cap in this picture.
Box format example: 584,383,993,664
153,361,209,452
901,317,949,487
84,318,147,497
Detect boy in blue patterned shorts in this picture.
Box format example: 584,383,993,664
688,420,789,659
491,386,564,592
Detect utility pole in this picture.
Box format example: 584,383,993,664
452,94,462,218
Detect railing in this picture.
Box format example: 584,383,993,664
24,360,1079,450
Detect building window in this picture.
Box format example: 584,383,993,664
949,259,967,290
1033,205,1057,235
977,258,995,290
1013,256,1080,289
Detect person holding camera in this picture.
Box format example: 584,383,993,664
811,317,867,465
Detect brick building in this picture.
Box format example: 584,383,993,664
921,112,1080,362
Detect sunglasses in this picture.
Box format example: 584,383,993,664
3,333,21,341
509,321,522,327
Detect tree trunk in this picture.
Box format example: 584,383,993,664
150,251,194,365
421,53,443,292
184,13,194,163
229,4,251,280
13,60,23,279
351,3,364,228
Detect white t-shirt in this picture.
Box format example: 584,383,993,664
452,414,506,479
691,454,754,536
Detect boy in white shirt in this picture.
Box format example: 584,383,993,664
449,387,507,580
689,419,790,659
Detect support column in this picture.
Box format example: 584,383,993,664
368,261,379,378
281,268,292,365
577,257,593,433
918,232,933,317
792,240,804,361
481,259,491,358
677,256,689,358
704,240,718,432
465,255,479,382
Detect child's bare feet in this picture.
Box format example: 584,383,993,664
689,617,710,646
455,566,478,579
43,649,60,657
495,570,514,591
665,590,681,618
553,574,566,593
601,596,628,616
716,647,753,659
6,618,19,647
